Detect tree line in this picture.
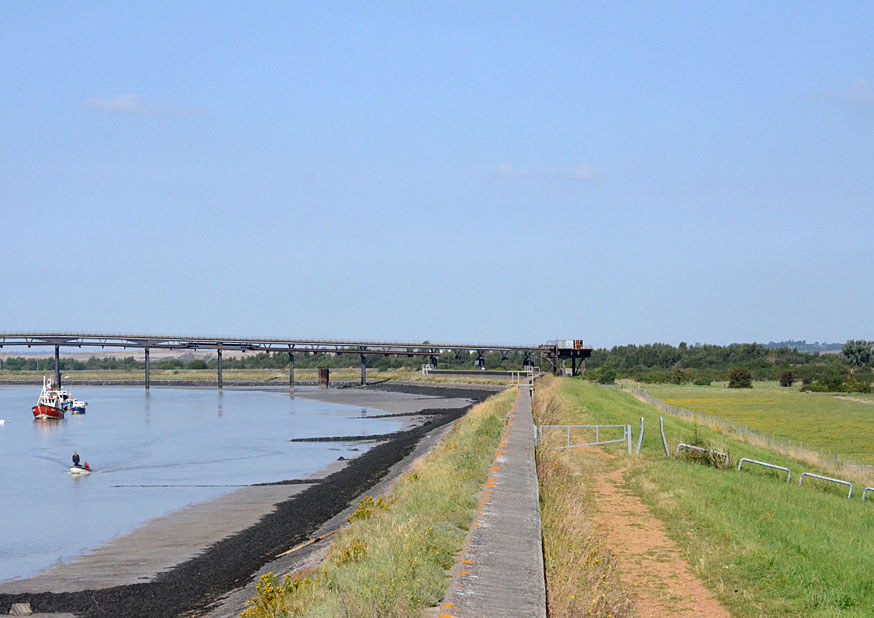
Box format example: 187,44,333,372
584,340,874,392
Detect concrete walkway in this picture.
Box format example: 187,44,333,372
438,384,546,618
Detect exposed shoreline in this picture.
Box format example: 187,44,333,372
0,382,500,618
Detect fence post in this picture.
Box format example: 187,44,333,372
660,416,670,456
626,425,632,456
636,417,644,457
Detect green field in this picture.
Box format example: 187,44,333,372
640,382,874,464
548,379,874,618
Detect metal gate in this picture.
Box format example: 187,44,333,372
537,424,632,455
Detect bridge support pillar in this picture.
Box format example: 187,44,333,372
217,349,223,390
54,345,61,388
360,354,367,386
144,348,150,390
289,352,295,391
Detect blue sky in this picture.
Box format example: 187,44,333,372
1,2,872,347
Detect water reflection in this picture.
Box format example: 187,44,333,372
32,418,64,437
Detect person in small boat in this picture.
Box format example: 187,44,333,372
83,461,90,470
72,451,81,467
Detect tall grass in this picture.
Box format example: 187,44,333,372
242,388,516,618
559,379,874,618
533,377,635,618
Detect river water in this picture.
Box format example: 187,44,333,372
0,385,399,582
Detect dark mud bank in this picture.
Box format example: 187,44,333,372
0,384,496,618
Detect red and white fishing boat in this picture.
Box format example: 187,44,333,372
32,376,66,420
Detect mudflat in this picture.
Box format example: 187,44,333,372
0,383,496,618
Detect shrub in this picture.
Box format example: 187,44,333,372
779,371,794,387
844,379,873,394
801,382,831,393
693,378,711,386
728,368,752,388
678,427,731,469
345,496,388,523
187,359,208,370
842,340,873,368
596,366,617,384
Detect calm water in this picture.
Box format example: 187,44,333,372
0,386,399,582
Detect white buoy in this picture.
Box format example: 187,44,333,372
0,419,6,425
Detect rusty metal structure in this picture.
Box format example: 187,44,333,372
538,339,593,377
0,332,585,389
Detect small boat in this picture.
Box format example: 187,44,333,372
71,399,88,414
32,377,66,420
69,464,92,475
57,388,74,411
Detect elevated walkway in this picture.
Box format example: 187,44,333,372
438,384,546,617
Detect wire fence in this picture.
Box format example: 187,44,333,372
623,385,874,477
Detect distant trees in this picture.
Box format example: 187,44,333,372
0,349,537,373
595,366,617,384
842,340,873,369
728,368,752,389
587,342,806,374
583,366,617,384
779,371,795,387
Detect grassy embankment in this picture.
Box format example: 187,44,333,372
0,368,514,386
541,377,874,618
242,388,516,618
640,381,874,464
533,377,635,618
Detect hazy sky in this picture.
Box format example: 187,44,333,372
2,2,872,348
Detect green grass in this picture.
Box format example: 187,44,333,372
555,379,874,618
640,381,874,463
242,388,516,618
533,378,635,618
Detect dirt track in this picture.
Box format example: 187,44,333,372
591,464,732,618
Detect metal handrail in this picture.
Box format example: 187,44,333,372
737,458,791,483
635,417,644,457
799,472,853,499
538,424,627,429
862,487,874,501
